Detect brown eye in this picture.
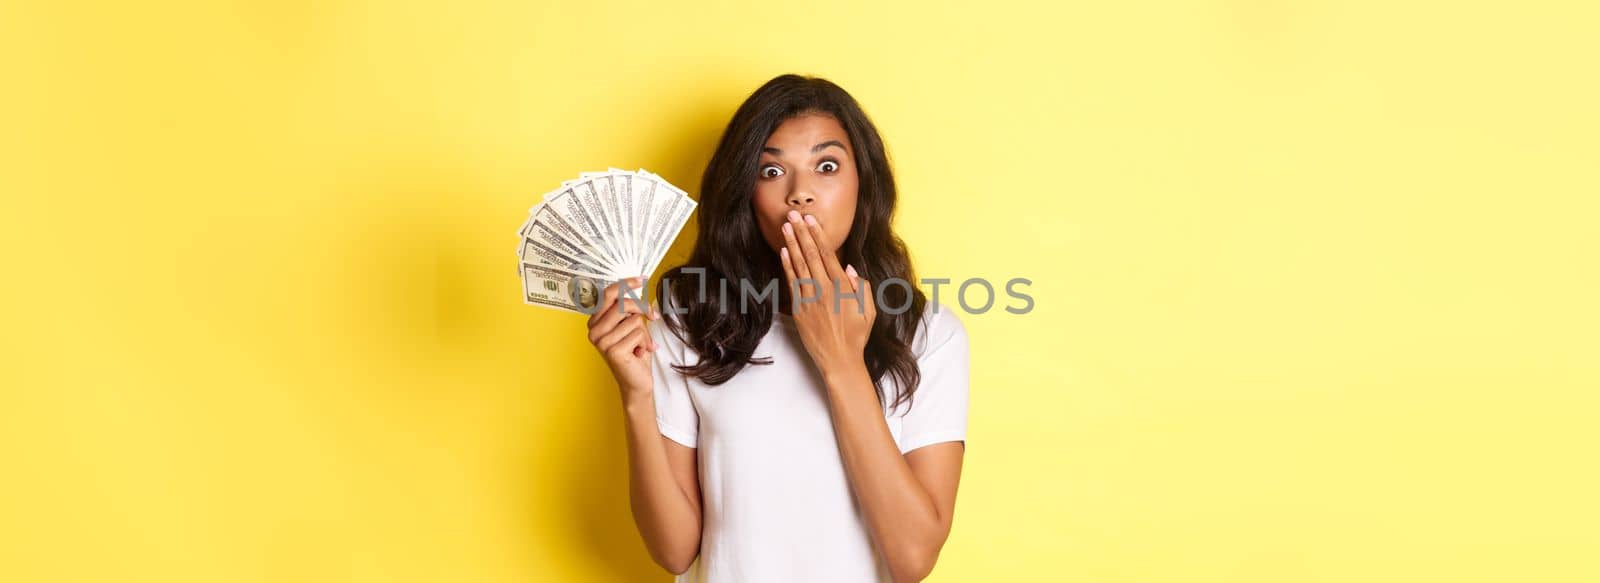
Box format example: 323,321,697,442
817,160,839,173
761,164,785,179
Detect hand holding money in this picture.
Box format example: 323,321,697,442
586,276,661,395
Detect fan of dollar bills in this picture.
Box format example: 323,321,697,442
518,168,697,314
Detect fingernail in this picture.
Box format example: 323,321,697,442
846,264,857,278
782,222,792,235
804,214,818,226
781,247,789,260
787,210,801,222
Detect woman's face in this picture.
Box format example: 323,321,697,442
752,113,859,256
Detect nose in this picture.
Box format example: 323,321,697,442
786,190,815,208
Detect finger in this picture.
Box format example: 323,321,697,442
781,246,810,309
590,277,651,338
614,295,651,317
790,212,831,291
803,214,847,285
589,300,633,342
859,276,877,323
630,325,649,357
608,325,648,358
781,219,819,304
614,277,652,316
779,246,798,286
588,276,641,327
838,261,857,294
587,280,619,327
597,315,644,352
781,218,811,281
597,315,644,353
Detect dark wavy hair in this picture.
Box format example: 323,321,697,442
654,74,928,413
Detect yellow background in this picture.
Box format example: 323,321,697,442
3,1,1596,581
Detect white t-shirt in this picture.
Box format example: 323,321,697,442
647,300,970,583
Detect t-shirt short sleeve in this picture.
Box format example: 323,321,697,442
648,311,699,448
893,303,971,454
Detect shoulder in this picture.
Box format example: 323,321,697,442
912,301,969,357
886,302,971,420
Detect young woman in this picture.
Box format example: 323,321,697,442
584,74,970,583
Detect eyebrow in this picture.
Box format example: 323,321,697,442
761,140,848,156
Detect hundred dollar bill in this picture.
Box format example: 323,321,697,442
520,238,612,280
628,168,662,275
633,170,678,274
541,184,622,269
521,262,607,314
607,168,638,271
635,169,698,276
568,177,626,268
585,172,632,270
645,195,695,276
519,203,620,277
